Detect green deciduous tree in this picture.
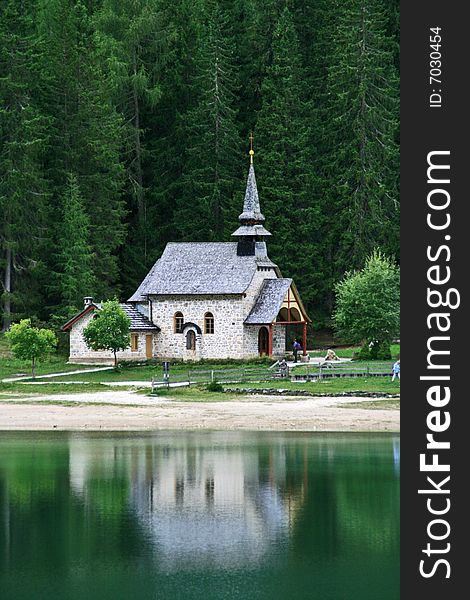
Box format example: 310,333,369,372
6,319,57,377
333,250,399,351
82,300,131,366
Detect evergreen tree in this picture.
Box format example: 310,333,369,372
144,0,199,272
37,0,125,303
51,174,95,310
95,0,164,287
176,0,242,241
0,0,401,330
322,0,399,294
0,1,49,330
255,8,321,315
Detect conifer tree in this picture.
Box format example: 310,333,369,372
0,0,401,330
37,0,125,302
95,0,164,287
144,0,199,268
176,0,242,241
0,0,49,330
322,0,399,288
255,8,321,314
52,174,95,311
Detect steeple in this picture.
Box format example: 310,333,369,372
232,137,272,259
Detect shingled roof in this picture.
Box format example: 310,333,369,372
120,303,160,331
61,302,159,332
238,164,265,223
244,278,292,324
128,242,267,300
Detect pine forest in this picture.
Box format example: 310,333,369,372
0,0,400,333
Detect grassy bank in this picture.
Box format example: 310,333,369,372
226,378,400,396
0,382,138,399
308,343,400,359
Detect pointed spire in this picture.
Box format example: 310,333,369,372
232,138,271,240
238,163,264,223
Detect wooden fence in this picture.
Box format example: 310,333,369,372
292,361,392,381
151,361,393,390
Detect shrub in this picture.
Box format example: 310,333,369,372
206,380,224,392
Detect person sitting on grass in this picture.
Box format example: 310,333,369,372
324,349,339,361
279,357,289,378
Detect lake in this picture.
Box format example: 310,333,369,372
0,432,399,600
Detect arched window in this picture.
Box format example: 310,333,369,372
186,330,196,350
204,312,214,334
174,312,184,333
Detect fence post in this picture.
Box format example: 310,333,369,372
188,371,191,387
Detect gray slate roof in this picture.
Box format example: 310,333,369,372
120,303,160,331
238,164,265,223
231,224,272,237
244,278,292,324
61,302,159,332
128,242,264,300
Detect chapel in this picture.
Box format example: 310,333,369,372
63,145,310,363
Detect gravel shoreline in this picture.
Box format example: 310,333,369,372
0,391,399,432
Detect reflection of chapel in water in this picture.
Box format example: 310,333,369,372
68,434,309,568
66,434,399,570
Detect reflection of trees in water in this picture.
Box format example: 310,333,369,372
0,433,399,578
0,436,149,575
289,436,400,562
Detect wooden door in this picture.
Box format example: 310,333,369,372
145,335,153,358
258,327,269,356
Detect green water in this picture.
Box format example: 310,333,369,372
0,432,399,600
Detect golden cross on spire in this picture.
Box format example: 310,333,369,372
249,132,254,164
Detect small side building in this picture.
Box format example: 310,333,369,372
62,298,160,364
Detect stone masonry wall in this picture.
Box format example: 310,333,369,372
150,294,246,360
150,267,282,361
68,311,153,364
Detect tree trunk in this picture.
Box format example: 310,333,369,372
113,349,118,368
132,49,146,261
1,246,12,332
32,356,36,379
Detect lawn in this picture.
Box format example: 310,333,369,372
0,334,97,380
150,386,239,402
0,382,135,398
51,360,273,383
227,378,400,395
1,331,401,397
308,343,400,359
339,398,400,410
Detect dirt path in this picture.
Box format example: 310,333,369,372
0,390,399,432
